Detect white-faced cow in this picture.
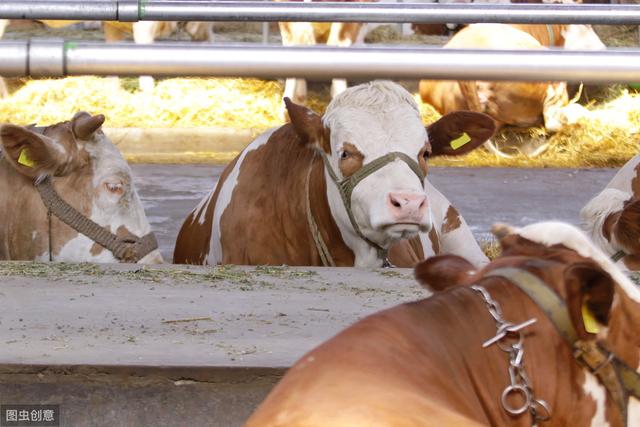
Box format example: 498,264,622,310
174,81,494,268
246,221,640,427
0,112,163,263
581,155,640,271
419,23,604,136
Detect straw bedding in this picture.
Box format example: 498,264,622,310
0,76,638,167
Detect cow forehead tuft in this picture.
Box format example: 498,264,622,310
323,80,420,127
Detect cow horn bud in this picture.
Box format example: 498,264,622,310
72,112,105,139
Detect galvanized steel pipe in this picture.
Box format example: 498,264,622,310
3,39,640,84
1,1,640,24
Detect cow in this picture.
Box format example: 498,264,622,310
0,19,213,93
245,221,640,427
418,23,604,141
0,112,163,263
581,155,640,271
173,81,495,268
276,0,371,107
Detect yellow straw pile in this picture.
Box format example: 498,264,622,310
1,76,639,167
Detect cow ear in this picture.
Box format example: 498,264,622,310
0,124,72,179
284,97,328,151
563,262,615,340
72,111,105,140
414,255,476,291
427,111,496,157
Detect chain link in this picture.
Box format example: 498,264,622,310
471,285,552,426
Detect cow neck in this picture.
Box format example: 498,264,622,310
315,148,425,267
305,149,355,266
486,267,640,425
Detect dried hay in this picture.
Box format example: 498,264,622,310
0,76,639,168
481,238,501,260
426,90,640,168
0,76,285,130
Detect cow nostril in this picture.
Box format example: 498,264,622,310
390,197,401,208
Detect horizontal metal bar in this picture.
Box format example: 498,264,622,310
3,39,640,84
1,1,640,24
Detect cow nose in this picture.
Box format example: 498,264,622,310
387,192,428,223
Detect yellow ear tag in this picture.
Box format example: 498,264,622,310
450,132,471,150
18,149,35,168
582,302,600,334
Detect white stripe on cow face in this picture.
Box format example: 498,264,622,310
321,82,431,265
206,128,276,265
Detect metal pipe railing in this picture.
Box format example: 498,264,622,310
1,1,640,25
2,39,640,84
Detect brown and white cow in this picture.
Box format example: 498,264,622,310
0,112,163,263
581,155,640,271
419,23,604,135
246,221,640,427
174,81,494,267
277,0,371,105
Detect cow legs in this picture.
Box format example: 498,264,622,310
0,19,8,39
279,22,315,107
327,23,364,98
132,21,163,92
0,20,8,98
184,22,215,42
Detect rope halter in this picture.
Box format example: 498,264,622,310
316,148,425,265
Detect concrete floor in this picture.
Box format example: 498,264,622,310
131,164,617,261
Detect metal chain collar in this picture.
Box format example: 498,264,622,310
471,284,552,426
316,148,425,267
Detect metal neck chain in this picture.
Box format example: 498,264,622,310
471,284,552,426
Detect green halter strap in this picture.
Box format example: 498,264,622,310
316,149,425,265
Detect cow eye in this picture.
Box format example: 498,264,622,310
340,151,350,160
422,150,431,160
103,180,125,196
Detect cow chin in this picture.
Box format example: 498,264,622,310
384,223,428,242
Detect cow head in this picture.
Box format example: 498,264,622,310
0,112,163,263
583,188,640,271
416,221,640,424
285,81,494,265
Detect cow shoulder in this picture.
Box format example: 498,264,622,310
218,125,317,264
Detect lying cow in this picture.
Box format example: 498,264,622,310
246,221,640,426
0,112,163,263
174,80,495,267
419,23,604,137
581,155,640,271
0,19,213,93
